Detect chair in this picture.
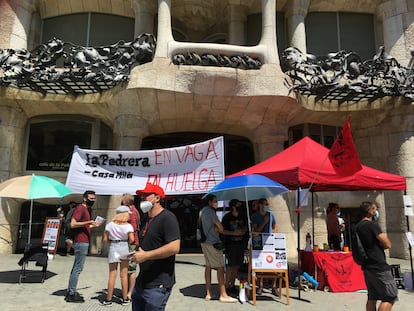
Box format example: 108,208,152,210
17,243,48,283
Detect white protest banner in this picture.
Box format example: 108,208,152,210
66,137,225,195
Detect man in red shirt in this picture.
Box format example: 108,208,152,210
65,190,102,303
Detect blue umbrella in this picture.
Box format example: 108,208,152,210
203,174,289,202
203,174,289,233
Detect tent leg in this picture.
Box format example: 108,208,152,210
296,207,301,299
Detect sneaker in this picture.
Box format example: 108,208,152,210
121,298,131,306
256,287,263,295
101,299,112,306
65,292,85,303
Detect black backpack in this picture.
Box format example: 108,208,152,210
351,223,369,266
63,206,84,240
196,212,206,243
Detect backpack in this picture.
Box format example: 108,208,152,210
196,212,206,243
63,206,85,240
351,223,369,266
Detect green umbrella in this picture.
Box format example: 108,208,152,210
0,174,73,247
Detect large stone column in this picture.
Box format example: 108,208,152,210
258,0,279,64
0,105,28,254
355,109,414,259
378,0,414,64
228,4,247,45
154,0,174,58
0,0,35,49
112,90,149,151
285,0,310,54
131,0,157,37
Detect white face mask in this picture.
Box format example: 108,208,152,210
140,201,153,213
264,205,270,212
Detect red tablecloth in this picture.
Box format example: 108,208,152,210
301,251,366,292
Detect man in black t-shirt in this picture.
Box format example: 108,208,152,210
221,199,247,294
356,201,398,311
130,183,180,311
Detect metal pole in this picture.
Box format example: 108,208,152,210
406,214,414,289
27,199,33,250
296,186,301,299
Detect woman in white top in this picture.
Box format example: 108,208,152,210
102,205,134,306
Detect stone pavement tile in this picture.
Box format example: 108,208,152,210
0,254,413,311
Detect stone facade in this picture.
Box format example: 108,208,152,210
0,0,413,259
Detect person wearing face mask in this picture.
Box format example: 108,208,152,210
251,198,278,296
337,208,346,250
199,194,239,303
221,199,248,295
65,190,102,303
327,202,341,250
129,183,180,311
356,201,397,311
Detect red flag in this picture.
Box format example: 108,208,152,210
328,116,362,176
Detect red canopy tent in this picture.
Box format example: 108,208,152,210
229,136,406,191
229,136,406,296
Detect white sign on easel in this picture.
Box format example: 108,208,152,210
251,233,287,270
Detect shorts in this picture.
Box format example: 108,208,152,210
201,243,224,268
225,244,245,267
108,241,129,263
64,236,73,242
363,269,398,302
128,244,137,274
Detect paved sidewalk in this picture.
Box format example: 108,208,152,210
0,253,413,311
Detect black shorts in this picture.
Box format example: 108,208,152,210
363,269,398,302
225,244,245,267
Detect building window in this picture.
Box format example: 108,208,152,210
41,13,134,46
305,12,375,60
288,123,339,148
25,117,112,172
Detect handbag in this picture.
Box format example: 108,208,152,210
213,241,224,250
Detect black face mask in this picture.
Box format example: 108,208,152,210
85,199,95,207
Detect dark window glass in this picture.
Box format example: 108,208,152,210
247,13,261,46
306,12,375,60
26,121,91,171
42,13,134,47
289,123,339,148
42,13,88,45
306,12,338,56
339,13,375,60
89,13,134,46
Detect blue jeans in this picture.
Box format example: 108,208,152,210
132,286,171,311
67,242,89,295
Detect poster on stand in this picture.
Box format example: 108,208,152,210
251,233,287,270
41,217,61,253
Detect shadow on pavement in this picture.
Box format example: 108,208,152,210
179,283,213,299
0,270,56,283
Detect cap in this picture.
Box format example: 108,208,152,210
136,183,165,198
116,205,132,214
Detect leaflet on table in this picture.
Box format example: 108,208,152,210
120,251,136,260
95,216,105,223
